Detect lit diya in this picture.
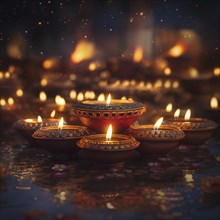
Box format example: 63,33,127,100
15,116,60,142
72,94,145,133
77,124,139,165
127,117,185,155
165,109,218,145
32,117,90,154
204,96,220,123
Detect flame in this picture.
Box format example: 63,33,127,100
133,46,143,63
0,99,6,106
97,93,105,101
168,44,184,57
43,59,56,69
122,80,130,87
5,71,11,78
146,82,152,89
154,80,162,88
213,67,220,76
154,117,163,130
106,124,112,141
166,103,173,112
164,80,171,89
55,95,66,106
39,91,47,102
189,68,199,78
50,110,56,118
58,117,64,130
8,97,14,105
16,89,23,97
210,96,218,109
106,94,111,105
37,116,42,123
174,109,180,118
164,67,171,75
40,78,48,86
121,96,127,100
89,62,96,71
77,92,84,101
71,40,95,63
70,90,77,99
172,81,179,89
184,109,191,121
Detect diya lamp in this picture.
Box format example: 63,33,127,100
15,116,60,143
204,96,220,124
165,109,218,145
127,117,185,155
33,117,90,154
77,124,139,165
72,94,145,133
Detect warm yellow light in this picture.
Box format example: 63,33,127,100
0,71,3,79
40,78,48,87
37,116,43,123
43,59,55,69
8,97,14,105
164,80,171,89
50,110,56,118
154,80,162,88
122,80,130,87
164,67,171,75
168,44,184,57
146,82,152,89
133,46,143,63
0,99,6,106
77,92,84,101
121,96,127,100
189,68,199,78
89,62,96,71
55,95,66,106
210,96,218,109
25,119,34,123
89,91,96,99
138,81,145,88
166,103,172,112
172,81,179,89
97,93,105,101
39,91,47,102
154,117,163,130
213,67,220,76
130,80,136,86
174,109,180,118
70,90,77,99
185,173,194,183
71,40,95,63
184,109,191,121
16,89,23,97
5,71,11,78
106,94,111,105
58,117,64,130
106,124,112,141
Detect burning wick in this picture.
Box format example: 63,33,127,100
184,109,191,121
50,110,56,118
153,117,163,131
58,117,64,134
106,124,112,142
106,94,111,105
210,96,218,109
174,109,180,118
37,116,43,123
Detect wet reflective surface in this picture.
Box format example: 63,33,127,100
1,128,220,220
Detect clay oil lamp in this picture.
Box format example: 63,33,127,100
33,117,89,154
165,109,218,145
127,117,185,155
77,124,139,166
15,116,60,142
72,94,145,133
204,96,220,124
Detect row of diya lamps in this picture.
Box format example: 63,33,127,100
14,94,218,166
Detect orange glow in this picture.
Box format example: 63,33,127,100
40,78,48,87
77,92,84,101
58,117,64,130
50,110,56,118
213,67,220,76
164,67,171,75
106,124,112,141
97,93,105,101
43,59,56,69
16,89,23,97
210,96,218,109
133,46,143,63
39,91,47,102
166,103,173,112
0,99,6,106
71,40,95,63
37,116,42,123
5,71,11,78
89,62,96,71
174,109,180,118
70,90,77,99
55,95,66,106
106,94,111,105
154,117,163,130
184,109,191,121
8,97,14,105
168,44,184,57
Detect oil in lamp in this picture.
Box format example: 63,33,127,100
32,117,90,154
72,94,145,133
77,124,139,166
127,117,185,155
165,109,218,145
15,116,60,142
